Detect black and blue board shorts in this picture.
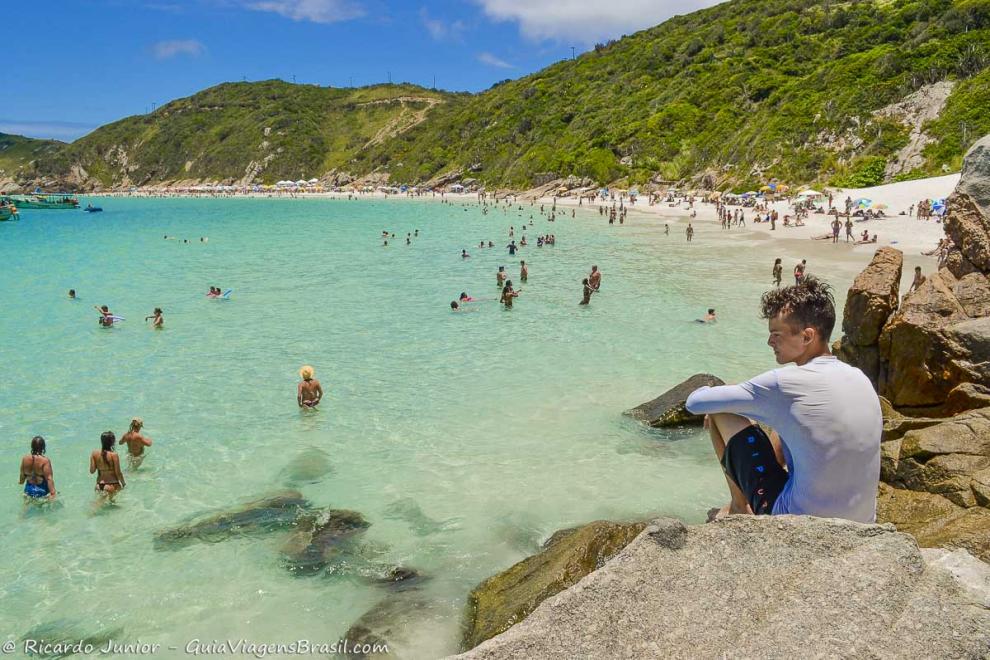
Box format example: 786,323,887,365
720,425,789,515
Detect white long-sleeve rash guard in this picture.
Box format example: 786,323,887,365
686,355,882,523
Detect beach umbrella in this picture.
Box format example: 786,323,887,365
856,198,872,209
872,203,888,210
932,199,947,214
797,189,822,197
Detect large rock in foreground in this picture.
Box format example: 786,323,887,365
454,516,990,659
625,374,724,427
462,520,646,650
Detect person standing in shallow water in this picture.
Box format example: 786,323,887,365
91,431,125,501
297,365,323,408
501,281,521,308
20,436,56,501
520,260,528,283
686,224,694,242
580,278,593,305
120,418,153,469
772,258,783,287
589,265,602,292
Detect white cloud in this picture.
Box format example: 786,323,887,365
246,0,364,23
421,8,465,41
473,0,726,43
477,52,513,68
152,39,206,60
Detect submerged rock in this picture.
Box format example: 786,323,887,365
371,566,429,591
625,374,725,427
20,620,124,658
461,520,646,650
344,592,453,659
279,508,370,575
279,447,334,486
454,516,990,658
383,497,459,536
153,490,310,550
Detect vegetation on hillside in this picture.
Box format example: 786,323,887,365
0,133,62,183
356,0,990,190
31,81,456,187
19,0,990,190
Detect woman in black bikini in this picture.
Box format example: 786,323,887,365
90,431,125,501
19,436,56,500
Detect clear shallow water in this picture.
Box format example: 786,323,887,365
0,198,858,657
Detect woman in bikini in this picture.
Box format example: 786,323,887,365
19,436,56,501
90,431,125,501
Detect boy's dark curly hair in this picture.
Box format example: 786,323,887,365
760,276,836,340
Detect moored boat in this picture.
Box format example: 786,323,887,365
8,193,80,209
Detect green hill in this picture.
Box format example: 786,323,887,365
0,133,62,185
30,81,457,189
20,0,990,190
360,0,990,190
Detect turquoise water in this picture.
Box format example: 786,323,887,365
0,198,857,657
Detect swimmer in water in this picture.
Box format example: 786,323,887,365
696,308,717,323
91,431,125,501
459,292,475,302
297,365,324,408
68,289,76,299
94,305,114,327
462,249,470,259
145,307,164,328
19,436,56,501
119,418,153,470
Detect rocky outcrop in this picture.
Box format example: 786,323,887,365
461,520,646,650
877,407,990,561
837,135,990,412
454,516,990,659
833,247,902,386
625,374,725,427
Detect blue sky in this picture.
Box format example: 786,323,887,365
4,0,722,142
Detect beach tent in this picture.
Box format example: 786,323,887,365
741,191,757,197
932,198,947,215
797,189,823,197
308,178,319,184
450,184,465,192
296,179,308,186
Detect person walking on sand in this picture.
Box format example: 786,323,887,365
297,365,324,408
686,223,694,242
772,258,783,287
686,278,881,523
91,432,125,501
120,418,153,469
19,436,56,501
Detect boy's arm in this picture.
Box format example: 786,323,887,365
685,370,779,418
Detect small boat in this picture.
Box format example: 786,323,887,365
84,204,103,213
0,205,19,221
7,192,80,209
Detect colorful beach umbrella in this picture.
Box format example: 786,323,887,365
856,198,872,209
